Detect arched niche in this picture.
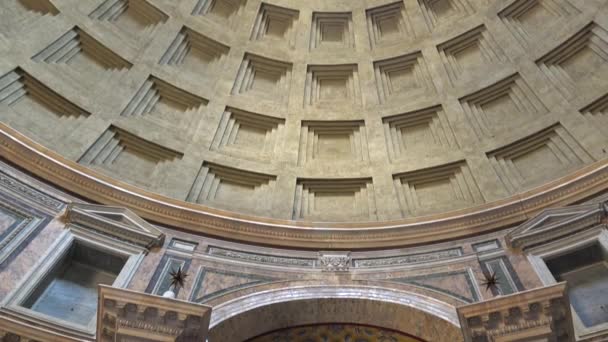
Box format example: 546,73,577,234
208,281,464,341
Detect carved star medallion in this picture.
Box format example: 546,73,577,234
169,267,188,290
480,270,500,293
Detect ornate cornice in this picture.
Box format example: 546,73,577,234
506,202,607,250
65,203,165,249
97,285,211,342
2,123,608,249
457,283,575,342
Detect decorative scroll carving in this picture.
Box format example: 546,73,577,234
97,285,211,342
457,283,574,342
65,203,165,249
0,169,64,211
318,252,351,272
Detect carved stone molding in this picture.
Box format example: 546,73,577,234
2,123,608,249
457,283,574,342
0,314,82,342
97,285,212,342
65,203,165,249
318,251,351,272
506,202,607,251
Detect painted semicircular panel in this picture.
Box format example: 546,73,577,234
247,323,425,342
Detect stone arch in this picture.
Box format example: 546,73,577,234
208,280,464,341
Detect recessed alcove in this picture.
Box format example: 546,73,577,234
546,243,608,329
22,242,125,326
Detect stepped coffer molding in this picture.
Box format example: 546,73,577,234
499,0,580,46
159,25,230,75
374,52,435,104
393,161,483,216
536,22,608,99
32,26,132,70
459,73,548,139
89,0,168,35
192,0,246,30
210,107,285,160
366,1,414,48
187,162,277,214
487,123,594,194
581,92,608,128
310,12,354,50
293,178,377,221
0,68,90,119
250,3,299,47
79,126,183,185
437,25,507,84
418,0,476,32
382,105,458,161
231,53,293,105
121,75,208,127
305,64,361,107
298,120,369,165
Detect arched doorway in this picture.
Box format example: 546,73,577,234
208,281,464,341
247,323,425,341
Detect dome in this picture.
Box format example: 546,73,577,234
1,1,608,342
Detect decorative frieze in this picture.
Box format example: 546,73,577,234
354,247,463,268
208,246,315,268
